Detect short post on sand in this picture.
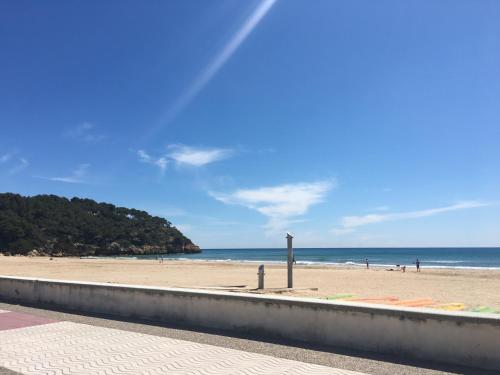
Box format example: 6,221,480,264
257,264,265,289
287,232,294,289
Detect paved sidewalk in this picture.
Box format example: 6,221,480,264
0,309,363,375
1,303,493,375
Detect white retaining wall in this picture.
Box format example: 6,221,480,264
1,276,499,370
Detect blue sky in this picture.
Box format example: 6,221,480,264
1,0,499,248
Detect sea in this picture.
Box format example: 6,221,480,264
124,247,500,270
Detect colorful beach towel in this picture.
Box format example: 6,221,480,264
322,294,494,314
326,293,355,300
390,299,435,307
348,296,399,304
469,306,500,314
432,303,465,311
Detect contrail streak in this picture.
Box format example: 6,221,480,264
143,0,277,141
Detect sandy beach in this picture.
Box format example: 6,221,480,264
1,256,499,311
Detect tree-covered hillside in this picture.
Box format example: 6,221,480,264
0,193,200,256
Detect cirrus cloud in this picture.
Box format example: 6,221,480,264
44,163,91,184
65,122,105,143
8,157,29,175
1,153,12,163
137,150,168,172
331,201,490,235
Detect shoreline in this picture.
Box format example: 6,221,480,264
80,256,500,271
4,254,500,271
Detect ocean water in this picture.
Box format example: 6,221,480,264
131,248,500,270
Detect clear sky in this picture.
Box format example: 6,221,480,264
1,0,499,248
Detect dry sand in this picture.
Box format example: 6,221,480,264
1,256,499,310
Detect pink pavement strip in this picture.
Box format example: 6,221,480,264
0,310,366,375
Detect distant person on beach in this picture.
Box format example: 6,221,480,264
292,255,296,265
365,258,369,269
415,258,420,272
402,265,406,272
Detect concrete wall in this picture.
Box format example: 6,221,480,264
1,275,499,370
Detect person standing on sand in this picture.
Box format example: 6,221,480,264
365,258,369,269
416,258,420,272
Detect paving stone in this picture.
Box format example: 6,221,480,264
0,320,365,375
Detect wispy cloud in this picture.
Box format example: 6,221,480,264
1,152,30,174
332,201,490,235
8,158,29,175
145,0,277,139
46,164,90,184
137,145,231,171
211,180,334,235
137,150,168,172
168,145,232,167
65,122,105,143
1,153,12,163
373,206,390,211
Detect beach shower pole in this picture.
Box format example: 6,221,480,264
258,264,265,289
287,232,293,288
